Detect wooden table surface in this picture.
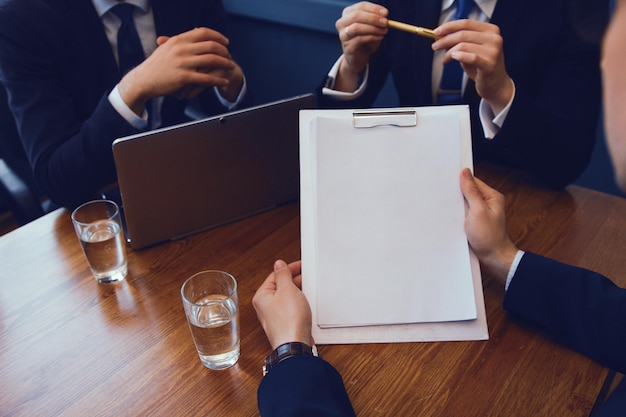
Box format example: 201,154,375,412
1,163,625,417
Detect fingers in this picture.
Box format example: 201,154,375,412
344,0,388,15
292,275,303,289
179,26,229,46
339,19,388,41
340,1,388,26
460,168,483,207
471,174,495,194
472,175,503,207
432,20,502,63
254,259,302,300
287,260,302,278
148,29,236,91
273,259,290,278
460,168,502,209
433,20,512,110
157,27,229,50
252,266,278,313
439,35,502,60
288,260,303,289
337,2,388,41
442,48,495,74
172,59,234,92
175,85,207,100
460,168,516,282
160,27,235,69
434,19,500,38
157,29,231,61
156,35,170,46
273,259,304,290
186,41,232,61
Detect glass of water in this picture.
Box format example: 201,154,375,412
71,200,128,284
181,271,240,370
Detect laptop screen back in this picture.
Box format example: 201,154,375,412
112,94,315,249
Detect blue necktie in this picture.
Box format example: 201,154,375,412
437,0,476,104
111,3,145,76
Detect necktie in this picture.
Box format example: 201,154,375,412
437,0,476,104
111,3,145,76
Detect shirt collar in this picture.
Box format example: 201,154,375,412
441,0,497,20
91,0,150,18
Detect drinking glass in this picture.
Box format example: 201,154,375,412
181,271,240,370
71,200,127,283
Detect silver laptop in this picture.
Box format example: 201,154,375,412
112,93,315,249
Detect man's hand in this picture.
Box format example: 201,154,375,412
434,20,514,114
118,27,243,115
252,260,314,350
334,1,389,92
460,168,518,282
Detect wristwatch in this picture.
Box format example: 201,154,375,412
263,342,319,376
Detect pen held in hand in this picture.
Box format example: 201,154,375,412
387,19,439,40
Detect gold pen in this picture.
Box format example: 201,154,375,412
387,19,439,40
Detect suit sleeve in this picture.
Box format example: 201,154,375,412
257,355,356,417
0,3,145,209
504,252,626,374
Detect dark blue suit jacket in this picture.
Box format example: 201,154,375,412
318,0,607,188
505,252,626,416
0,0,250,208
258,355,356,417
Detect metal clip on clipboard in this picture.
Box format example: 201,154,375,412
352,109,417,128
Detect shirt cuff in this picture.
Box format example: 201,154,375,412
108,84,149,130
213,75,248,111
505,250,525,291
478,80,516,140
321,55,368,100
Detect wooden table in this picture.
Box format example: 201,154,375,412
1,163,625,417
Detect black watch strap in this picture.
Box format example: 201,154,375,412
263,342,319,376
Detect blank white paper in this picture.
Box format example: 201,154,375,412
311,111,476,327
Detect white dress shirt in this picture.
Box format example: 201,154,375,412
506,250,525,291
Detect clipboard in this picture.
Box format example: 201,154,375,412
299,105,488,344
